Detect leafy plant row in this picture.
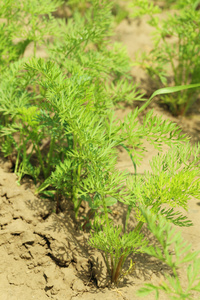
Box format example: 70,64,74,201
0,0,200,299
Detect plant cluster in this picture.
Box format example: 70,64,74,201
0,0,200,298
131,0,200,115
137,207,200,299
66,0,130,24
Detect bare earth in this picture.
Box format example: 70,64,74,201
0,16,200,300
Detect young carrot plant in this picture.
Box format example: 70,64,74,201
0,0,63,68
131,0,200,115
0,0,65,176
88,140,200,285
137,207,200,299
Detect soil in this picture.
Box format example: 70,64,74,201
1,10,200,300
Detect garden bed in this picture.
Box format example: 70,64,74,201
0,1,200,299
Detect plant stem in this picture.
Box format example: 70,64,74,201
15,132,23,174
35,144,46,178
113,253,125,284
133,221,144,234
104,253,111,275
72,134,83,218
15,149,20,174
46,136,55,177
102,195,110,228
74,196,82,219
124,204,133,233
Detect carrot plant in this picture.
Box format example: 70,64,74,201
88,139,200,285
0,0,63,65
137,207,200,299
0,0,65,180
131,0,200,115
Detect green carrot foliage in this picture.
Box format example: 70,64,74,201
0,0,200,293
131,0,200,115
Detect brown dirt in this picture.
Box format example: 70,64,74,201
1,13,200,300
